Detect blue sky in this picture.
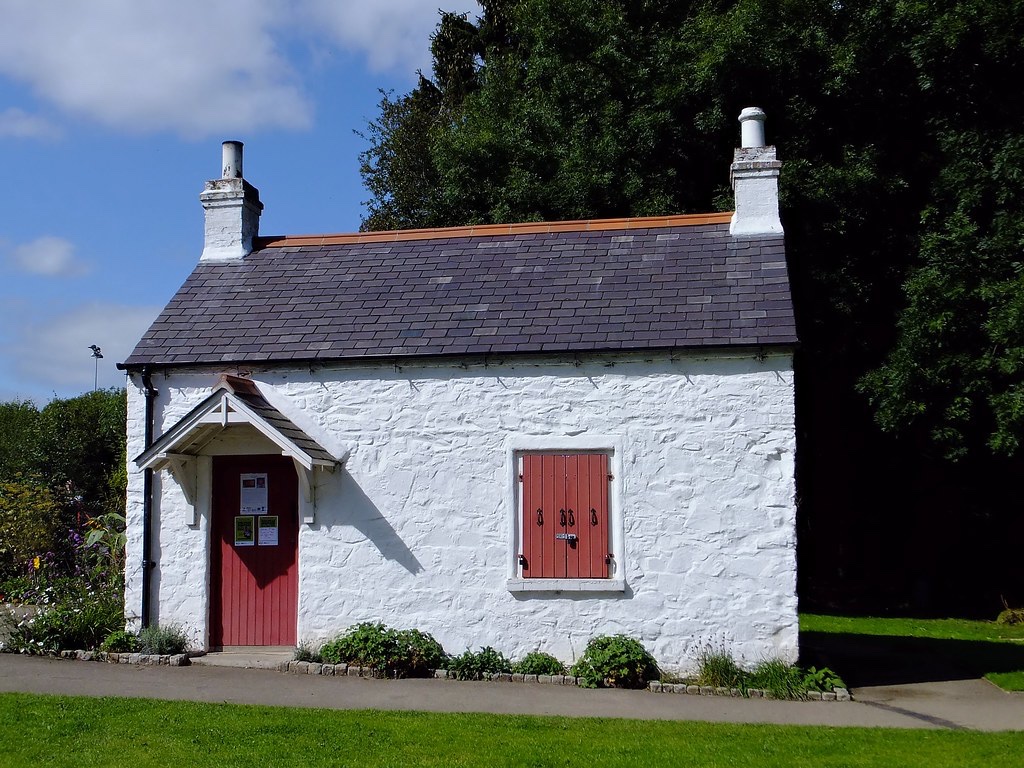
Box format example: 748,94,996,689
0,0,477,403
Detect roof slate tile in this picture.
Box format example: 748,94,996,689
123,221,796,367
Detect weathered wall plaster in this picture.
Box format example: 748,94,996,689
126,349,797,671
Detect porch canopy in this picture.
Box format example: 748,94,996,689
135,374,338,523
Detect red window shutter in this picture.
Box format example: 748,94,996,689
583,453,610,579
564,453,581,579
520,452,610,579
548,454,566,578
520,453,554,578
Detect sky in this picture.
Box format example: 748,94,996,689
0,0,477,404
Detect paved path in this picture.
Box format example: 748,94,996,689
1,654,1021,730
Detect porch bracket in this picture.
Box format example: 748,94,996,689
166,453,199,526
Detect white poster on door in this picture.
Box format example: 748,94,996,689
240,473,268,515
258,516,279,546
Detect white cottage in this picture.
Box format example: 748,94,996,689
120,108,798,670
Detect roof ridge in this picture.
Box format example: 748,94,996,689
256,211,733,249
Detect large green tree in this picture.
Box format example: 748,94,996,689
361,0,1024,613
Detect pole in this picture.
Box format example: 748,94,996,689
89,345,103,392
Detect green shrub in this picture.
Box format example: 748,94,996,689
321,622,399,671
320,622,446,678
748,658,804,699
695,648,743,688
395,628,447,676
0,575,33,603
996,607,1024,626
447,647,512,680
100,629,138,653
9,591,122,653
137,624,190,655
511,651,566,676
293,640,322,663
800,665,846,693
688,646,846,700
571,635,659,689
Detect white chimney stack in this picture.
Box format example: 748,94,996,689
730,107,783,238
199,140,263,261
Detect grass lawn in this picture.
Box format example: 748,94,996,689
1,692,1022,768
801,614,1024,644
801,614,1024,691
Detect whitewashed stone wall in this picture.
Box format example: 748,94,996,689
125,349,797,671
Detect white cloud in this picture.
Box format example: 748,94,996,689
0,107,61,140
0,1,479,138
9,302,161,395
301,0,480,74
0,1,311,137
8,236,89,277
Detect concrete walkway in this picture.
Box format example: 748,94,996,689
1,654,1021,731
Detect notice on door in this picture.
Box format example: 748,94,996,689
240,473,268,515
234,516,255,547
258,515,279,546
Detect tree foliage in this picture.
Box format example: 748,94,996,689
360,0,1024,462
0,481,61,577
0,389,126,581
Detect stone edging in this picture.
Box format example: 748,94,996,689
53,649,196,666
281,661,851,701
649,681,851,701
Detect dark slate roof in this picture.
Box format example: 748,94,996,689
122,214,796,368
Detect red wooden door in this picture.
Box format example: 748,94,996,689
211,455,298,647
520,453,609,579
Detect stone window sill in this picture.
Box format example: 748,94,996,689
505,578,626,593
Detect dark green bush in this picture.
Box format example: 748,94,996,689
137,624,189,655
447,646,512,680
0,480,62,582
571,635,659,689
100,629,138,653
321,622,399,671
0,575,33,603
997,607,1024,626
320,622,446,678
395,628,447,676
511,651,566,676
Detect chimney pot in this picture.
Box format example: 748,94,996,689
222,141,243,179
738,107,767,148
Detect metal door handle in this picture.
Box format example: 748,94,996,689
591,508,598,526
536,508,543,526
559,509,566,527
567,509,575,527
